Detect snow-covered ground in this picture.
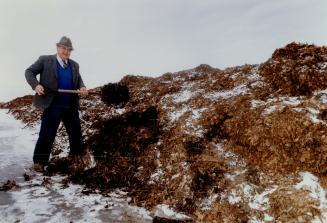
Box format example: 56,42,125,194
0,109,186,222
0,109,38,184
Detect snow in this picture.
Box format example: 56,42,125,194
227,182,277,222
247,66,265,88
295,172,327,222
205,84,249,101
316,62,327,72
0,109,38,182
251,100,264,108
264,214,274,221
181,162,189,171
319,94,327,104
171,173,180,180
170,82,203,104
247,67,261,82
228,189,242,204
295,172,326,202
229,72,242,80
251,97,302,111
169,105,189,122
165,102,206,136
315,89,327,96
214,143,246,167
282,97,303,106
215,143,275,215
173,90,194,103
184,108,207,137
114,108,126,115
292,107,303,112
248,186,278,211
251,96,313,118
1,175,153,223
173,69,200,82
225,169,247,181
190,107,206,120
151,204,191,220
149,168,164,183
250,94,327,125
262,105,277,115
313,89,327,104
199,194,219,211
84,153,97,170
306,107,324,124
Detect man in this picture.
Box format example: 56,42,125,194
25,36,88,172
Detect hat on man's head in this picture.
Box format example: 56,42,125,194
56,36,74,50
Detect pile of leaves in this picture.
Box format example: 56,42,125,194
101,83,130,106
2,42,327,222
260,42,327,96
0,95,41,126
69,106,161,191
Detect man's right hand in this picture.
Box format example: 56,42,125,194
35,84,45,95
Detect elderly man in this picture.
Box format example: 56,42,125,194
25,36,88,171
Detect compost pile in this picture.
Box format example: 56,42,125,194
260,42,327,96
2,42,327,222
0,95,41,126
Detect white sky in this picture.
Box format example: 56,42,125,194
0,0,326,101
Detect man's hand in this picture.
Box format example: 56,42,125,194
79,87,88,97
34,84,45,95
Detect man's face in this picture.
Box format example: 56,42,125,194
57,46,72,60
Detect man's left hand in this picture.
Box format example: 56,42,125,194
79,87,88,97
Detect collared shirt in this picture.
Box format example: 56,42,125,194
56,54,68,68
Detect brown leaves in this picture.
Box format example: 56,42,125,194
3,41,327,221
269,187,321,222
0,180,17,191
225,105,327,173
260,42,327,96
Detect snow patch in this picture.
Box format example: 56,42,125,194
199,194,219,211
151,204,191,220
115,108,126,115
262,105,278,115
0,109,38,182
84,153,97,170
228,189,242,204
295,172,327,222
184,108,206,137
249,186,278,211
1,175,153,223
172,88,200,103
307,107,324,124
169,106,189,122
247,67,261,82
252,97,302,108
205,84,249,101
214,143,246,167
150,169,164,182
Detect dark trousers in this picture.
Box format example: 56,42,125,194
33,98,82,164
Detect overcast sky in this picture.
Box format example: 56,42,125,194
0,0,326,101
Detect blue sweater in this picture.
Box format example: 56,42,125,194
56,60,73,103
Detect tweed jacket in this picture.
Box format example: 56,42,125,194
25,55,85,109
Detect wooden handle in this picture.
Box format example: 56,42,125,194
58,89,81,94
57,89,99,95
